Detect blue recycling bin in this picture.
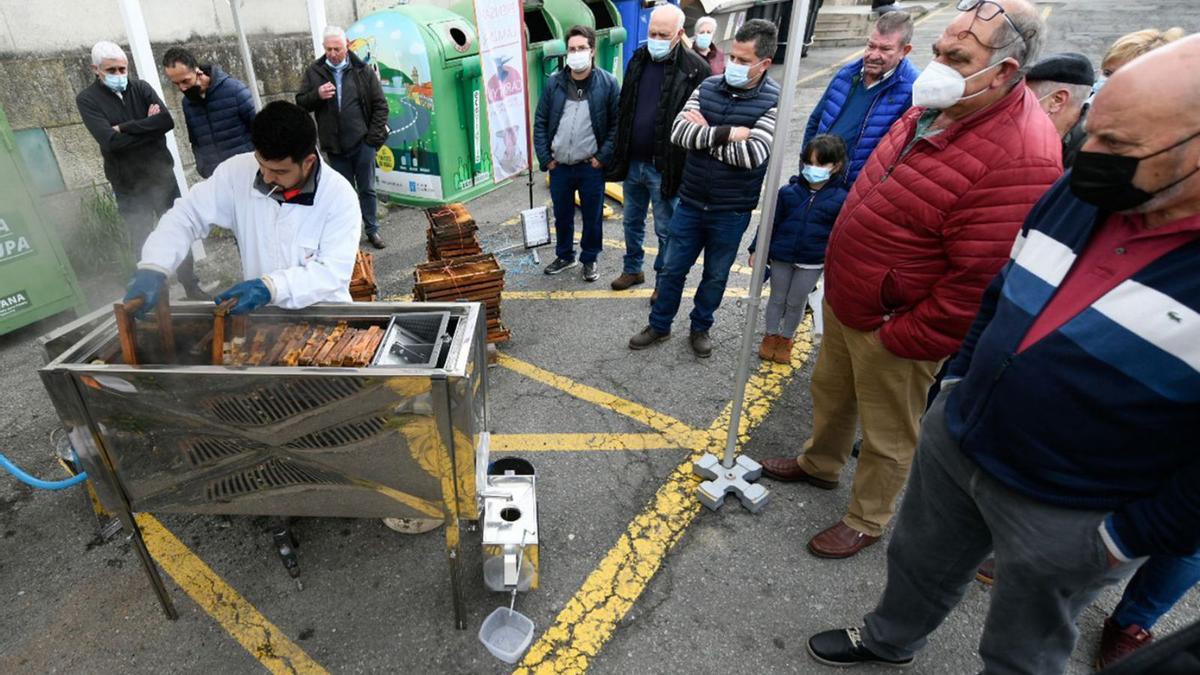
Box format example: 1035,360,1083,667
614,0,679,69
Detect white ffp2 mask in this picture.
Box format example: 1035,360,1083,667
911,60,1002,109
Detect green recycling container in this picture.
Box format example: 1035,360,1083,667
543,0,627,80
0,106,87,335
347,7,497,206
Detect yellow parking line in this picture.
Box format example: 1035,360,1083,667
137,515,328,675
503,287,762,301
515,324,816,673
1041,5,1052,20
491,432,685,452
496,354,701,446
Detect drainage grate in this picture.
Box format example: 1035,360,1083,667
205,378,367,426
285,416,390,449
205,458,340,501
183,437,262,467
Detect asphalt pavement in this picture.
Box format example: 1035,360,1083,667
1,1,1197,673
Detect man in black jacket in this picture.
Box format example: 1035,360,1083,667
75,40,207,300
606,4,708,298
162,47,256,179
296,26,390,249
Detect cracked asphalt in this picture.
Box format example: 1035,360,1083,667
2,2,1198,673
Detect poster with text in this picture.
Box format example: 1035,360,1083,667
473,0,529,183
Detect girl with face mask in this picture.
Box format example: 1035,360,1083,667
749,134,851,362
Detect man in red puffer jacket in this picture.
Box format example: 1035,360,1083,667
761,0,1062,560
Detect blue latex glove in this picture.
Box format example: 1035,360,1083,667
123,269,167,318
214,278,271,315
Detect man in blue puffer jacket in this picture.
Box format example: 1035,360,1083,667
802,11,917,184
162,47,255,179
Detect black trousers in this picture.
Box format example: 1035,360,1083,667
114,180,199,288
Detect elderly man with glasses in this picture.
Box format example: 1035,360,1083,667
761,0,1061,563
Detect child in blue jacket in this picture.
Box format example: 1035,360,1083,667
750,134,849,363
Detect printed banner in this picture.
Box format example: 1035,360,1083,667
474,0,530,183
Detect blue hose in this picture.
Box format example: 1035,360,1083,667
0,451,88,490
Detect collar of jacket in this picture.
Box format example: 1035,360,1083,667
201,64,230,92
719,73,773,99
91,76,130,99
913,78,1032,152
253,158,322,205
633,41,684,66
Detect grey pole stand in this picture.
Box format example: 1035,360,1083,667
695,0,813,513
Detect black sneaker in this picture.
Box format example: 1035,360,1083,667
582,262,598,282
807,628,913,668
544,258,579,275
629,326,669,350
689,330,712,358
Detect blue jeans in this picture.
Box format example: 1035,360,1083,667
649,202,752,333
1112,552,1200,630
621,160,677,276
327,142,379,235
549,162,605,264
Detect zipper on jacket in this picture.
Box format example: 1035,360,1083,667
961,353,1013,442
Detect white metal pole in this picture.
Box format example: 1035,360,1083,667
117,0,188,198
228,0,263,110
721,0,813,469
116,0,206,260
307,0,328,59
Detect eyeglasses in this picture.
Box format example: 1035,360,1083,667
955,0,1030,50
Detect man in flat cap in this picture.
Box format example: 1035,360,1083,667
1026,52,1095,166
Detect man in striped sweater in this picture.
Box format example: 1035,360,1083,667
628,19,779,358
806,35,1200,672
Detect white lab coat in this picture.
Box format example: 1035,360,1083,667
139,152,360,308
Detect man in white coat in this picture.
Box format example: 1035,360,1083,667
123,100,359,315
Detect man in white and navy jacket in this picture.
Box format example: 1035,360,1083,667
806,35,1200,674
123,101,359,317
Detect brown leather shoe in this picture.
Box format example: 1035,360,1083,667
759,334,778,360
772,337,794,364
808,521,880,559
611,272,644,290
1095,617,1154,669
760,457,839,489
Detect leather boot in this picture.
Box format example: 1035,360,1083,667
773,337,794,364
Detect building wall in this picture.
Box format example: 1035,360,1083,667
0,0,455,253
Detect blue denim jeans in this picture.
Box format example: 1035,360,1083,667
549,162,605,264
649,201,752,333
1112,552,1200,630
621,160,677,276
326,142,379,235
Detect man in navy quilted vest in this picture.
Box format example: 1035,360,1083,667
628,19,780,358
162,47,256,180
802,11,918,184
806,33,1200,673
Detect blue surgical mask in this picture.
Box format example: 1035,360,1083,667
330,57,350,71
103,73,128,92
646,38,672,61
724,58,762,88
802,164,833,184
694,33,713,50
1092,77,1106,96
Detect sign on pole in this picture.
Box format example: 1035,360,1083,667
473,0,531,184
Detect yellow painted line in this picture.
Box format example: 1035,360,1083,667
604,182,624,204
497,354,701,446
515,323,816,673
491,432,684,453
1041,5,1052,20
503,287,763,301
137,514,328,675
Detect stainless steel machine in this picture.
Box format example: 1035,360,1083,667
38,301,537,628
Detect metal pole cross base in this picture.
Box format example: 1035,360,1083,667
693,453,770,513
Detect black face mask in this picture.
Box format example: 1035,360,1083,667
183,85,204,103
1070,129,1200,212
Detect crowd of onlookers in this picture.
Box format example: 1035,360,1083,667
76,1,1198,671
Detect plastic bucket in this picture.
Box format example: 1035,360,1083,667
478,606,535,664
